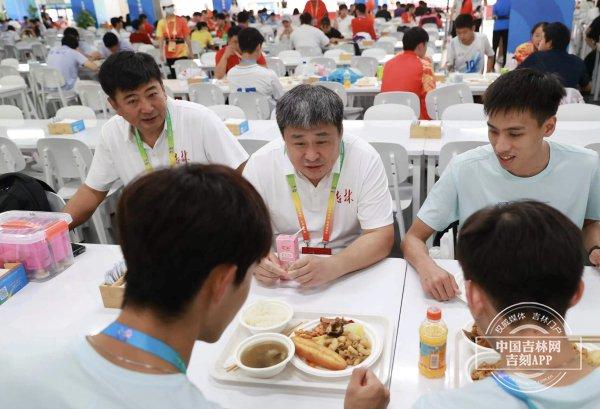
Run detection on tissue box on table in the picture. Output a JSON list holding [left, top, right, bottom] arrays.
[[48, 119, 85, 135], [224, 118, 249, 136]]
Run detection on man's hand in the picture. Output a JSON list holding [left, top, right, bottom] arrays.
[[419, 264, 460, 301], [286, 255, 341, 287], [252, 252, 287, 285], [590, 248, 600, 268], [344, 368, 390, 409]]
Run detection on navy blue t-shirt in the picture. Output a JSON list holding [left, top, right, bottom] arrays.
[[520, 49, 591, 90]]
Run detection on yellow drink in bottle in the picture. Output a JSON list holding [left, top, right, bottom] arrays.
[[419, 307, 448, 378]]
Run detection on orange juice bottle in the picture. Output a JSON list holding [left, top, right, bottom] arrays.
[[419, 307, 448, 378]]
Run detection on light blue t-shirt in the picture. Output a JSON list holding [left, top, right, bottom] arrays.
[[414, 370, 600, 408], [46, 45, 88, 90], [418, 142, 600, 230]]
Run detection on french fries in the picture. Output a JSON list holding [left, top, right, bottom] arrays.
[[292, 336, 348, 370]]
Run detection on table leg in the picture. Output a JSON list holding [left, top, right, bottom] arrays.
[[410, 155, 421, 224], [427, 155, 436, 195], [20, 91, 33, 119]]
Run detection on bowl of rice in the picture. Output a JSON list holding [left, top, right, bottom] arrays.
[[240, 299, 294, 334]]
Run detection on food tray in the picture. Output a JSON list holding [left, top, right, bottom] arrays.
[[210, 311, 392, 392], [453, 329, 482, 388]]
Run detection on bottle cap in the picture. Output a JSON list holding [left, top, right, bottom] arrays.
[[427, 306, 441, 321]]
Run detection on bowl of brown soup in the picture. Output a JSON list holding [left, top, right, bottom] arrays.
[[235, 333, 295, 378]]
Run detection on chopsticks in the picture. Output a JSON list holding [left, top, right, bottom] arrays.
[[569, 336, 600, 343]]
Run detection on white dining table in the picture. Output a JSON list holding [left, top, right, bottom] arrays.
[[394, 259, 600, 408], [423, 120, 600, 194]]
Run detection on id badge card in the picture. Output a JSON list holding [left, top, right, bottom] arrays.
[[167, 40, 176, 52], [301, 246, 332, 255]]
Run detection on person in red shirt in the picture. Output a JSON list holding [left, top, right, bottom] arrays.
[[401, 4, 416, 25], [419, 8, 443, 28], [460, 0, 473, 15], [381, 27, 436, 119], [214, 25, 267, 79], [130, 19, 153, 44], [139, 14, 154, 36], [303, 0, 328, 26], [351, 3, 377, 40], [214, 12, 230, 40]]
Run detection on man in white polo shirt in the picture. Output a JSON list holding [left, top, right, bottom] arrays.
[[243, 85, 395, 287], [227, 27, 284, 110], [290, 12, 331, 51], [64, 51, 248, 228]]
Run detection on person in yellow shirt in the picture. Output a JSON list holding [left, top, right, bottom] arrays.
[[191, 21, 214, 50]]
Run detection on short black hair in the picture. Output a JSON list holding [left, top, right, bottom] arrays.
[[132, 19, 141, 31], [237, 10, 249, 23], [228, 24, 242, 39], [6, 25, 15, 31], [402, 27, 429, 50], [406, 4, 415, 10], [110, 17, 121, 27], [356, 3, 367, 13], [103, 32, 120, 48], [99, 51, 163, 98], [543, 22, 571, 50], [484, 68, 565, 125], [339, 4, 348, 10], [119, 165, 272, 320], [300, 12, 312, 25], [531, 21, 547, 36], [293, 8, 300, 14], [196, 21, 208, 30], [139, 13, 147, 21], [216, 12, 226, 20], [193, 11, 202, 17], [321, 17, 331, 27], [454, 13, 474, 30], [383, 4, 388, 8], [63, 26, 79, 39], [457, 201, 584, 318], [238, 27, 264, 53], [62, 35, 79, 49]]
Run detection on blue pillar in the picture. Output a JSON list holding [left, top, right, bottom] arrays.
[[213, 0, 232, 13], [5, 0, 30, 20], [71, 0, 98, 27], [126, 0, 159, 25]]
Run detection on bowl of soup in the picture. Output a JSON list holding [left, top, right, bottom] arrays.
[[235, 333, 295, 378]]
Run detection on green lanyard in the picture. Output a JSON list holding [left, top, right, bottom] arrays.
[[133, 111, 176, 172], [285, 143, 345, 247]]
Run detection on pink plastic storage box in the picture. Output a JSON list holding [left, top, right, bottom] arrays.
[[0, 211, 74, 282]]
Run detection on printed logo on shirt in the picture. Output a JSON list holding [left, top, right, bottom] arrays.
[[335, 189, 354, 204], [176, 150, 189, 165], [464, 53, 481, 73]]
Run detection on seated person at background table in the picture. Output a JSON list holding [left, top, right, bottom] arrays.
[[446, 14, 494, 73], [214, 12, 230, 40], [236, 10, 250, 29], [414, 200, 600, 408], [191, 21, 214, 50], [0, 25, 20, 45], [47, 35, 99, 91], [334, 4, 354, 39], [139, 14, 155, 36], [320, 17, 344, 42], [63, 51, 247, 229], [0, 165, 391, 409], [375, 4, 392, 21], [400, 4, 417, 26], [215, 25, 267, 80], [227, 28, 284, 111], [520, 22, 591, 93], [513, 22, 547, 65], [394, 2, 405, 18], [419, 8, 443, 28], [290, 12, 331, 51], [129, 19, 153, 45], [401, 69, 600, 301], [278, 15, 294, 43], [99, 32, 135, 59], [63, 27, 103, 60], [243, 85, 395, 287], [381, 27, 435, 120], [351, 4, 377, 40], [110, 16, 127, 36]]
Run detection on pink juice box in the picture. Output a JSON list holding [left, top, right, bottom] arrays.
[[0, 211, 74, 282], [276, 234, 300, 269]]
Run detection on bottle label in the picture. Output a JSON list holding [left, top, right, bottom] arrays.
[[419, 341, 446, 370]]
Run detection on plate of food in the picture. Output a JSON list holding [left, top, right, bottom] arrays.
[[290, 316, 383, 378]]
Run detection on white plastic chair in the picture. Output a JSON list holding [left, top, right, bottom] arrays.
[[350, 56, 378, 76], [441, 103, 485, 121], [188, 83, 225, 106], [31, 67, 79, 118], [318, 81, 363, 119], [266, 57, 286, 77], [74, 82, 111, 118], [364, 104, 416, 120], [0, 104, 24, 119], [309, 57, 336, 72], [377, 36, 397, 43], [55, 105, 96, 120], [374, 91, 421, 118], [229, 92, 271, 120], [190, 41, 203, 59], [137, 44, 156, 54], [356, 32, 372, 40], [207, 104, 246, 120], [556, 103, 600, 121], [373, 40, 394, 54], [438, 141, 488, 175], [388, 31, 404, 41], [173, 59, 200, 78], [425, 84, 474, 120], [297, 46, 322, 57], [239, 139, 269, 156], [0, 65, 19, 77], [324, 49, 344, 59], [334, 43, 356, 54], [362, 47, 386, 60], [200, 51, 217, 67], [370, 142, 411, 239], [0, 136, 26, 173], [0, 58, 19, 69], [31, 43, 48, 61], [37, 138, 121, 244], [277, 50, 302, 65], [585, 143, 600, 155], [0, 75, 37, 119]]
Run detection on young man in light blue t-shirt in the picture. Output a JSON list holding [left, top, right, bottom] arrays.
[[402, 68, 600, 301], [414, 201, 600, 408]]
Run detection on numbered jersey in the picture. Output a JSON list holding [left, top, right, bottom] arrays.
[[447, 32, 494, 74]]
